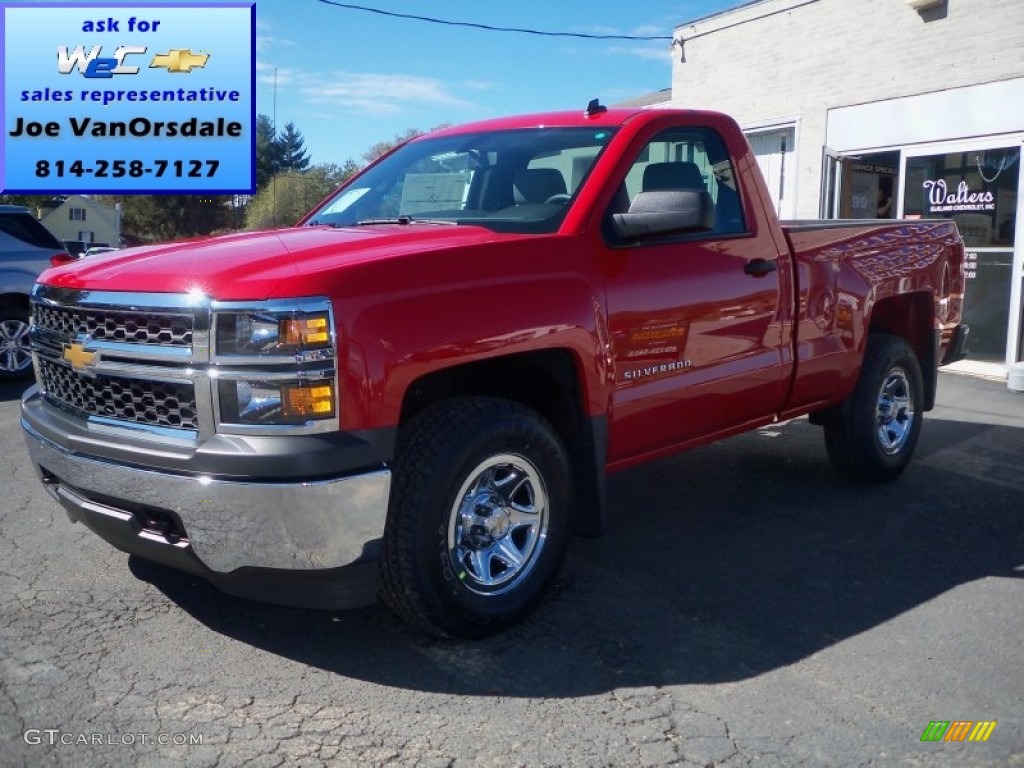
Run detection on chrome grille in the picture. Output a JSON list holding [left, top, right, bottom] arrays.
[[38, 358, 198, 430], [34, 304, 193, 346]]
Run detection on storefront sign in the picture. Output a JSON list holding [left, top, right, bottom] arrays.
[[850, 161, 898, 175], [963, 251, 977, 280], [922, 179, 995, 213]]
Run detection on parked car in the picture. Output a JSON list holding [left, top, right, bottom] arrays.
[[82, 246, 119, 257], [0, 205, 74, 380], [60, 240, 88, 258], [62, 240, 113, 258]]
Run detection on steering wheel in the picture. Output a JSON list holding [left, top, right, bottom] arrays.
[[544, 194, 572, 205]]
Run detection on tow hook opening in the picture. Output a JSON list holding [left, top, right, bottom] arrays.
[[38, 468, 62, 500], [135, 508, 187, 542]]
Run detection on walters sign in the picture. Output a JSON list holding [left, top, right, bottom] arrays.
[[922, 179, 995, 213], [904, 147, 1019, 249]]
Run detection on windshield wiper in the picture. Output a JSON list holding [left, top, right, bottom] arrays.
[[355, 215, 458, 226]]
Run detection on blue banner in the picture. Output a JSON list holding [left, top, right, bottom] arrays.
[[1, 2, 255, 193]]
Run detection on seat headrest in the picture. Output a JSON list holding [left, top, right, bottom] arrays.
[[513, 168, 567, 203], [642, 162, 705, 191]]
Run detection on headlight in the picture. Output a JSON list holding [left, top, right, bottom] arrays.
[[215, 310, 332, 358], [212, 299, 339, 433], [217, 377, 336, 426]]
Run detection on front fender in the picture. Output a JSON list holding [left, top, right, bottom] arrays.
[[340, 238, 609, 431]]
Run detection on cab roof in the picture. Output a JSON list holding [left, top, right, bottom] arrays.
[[420, 105, 730, 139]]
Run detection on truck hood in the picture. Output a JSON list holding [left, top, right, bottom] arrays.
[[39, 225, 517, 300]]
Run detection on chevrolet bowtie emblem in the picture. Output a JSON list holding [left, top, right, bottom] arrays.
[[63, 342, 98, 372], [149, 49, 210, 73]]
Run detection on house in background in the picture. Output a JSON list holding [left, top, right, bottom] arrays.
[[614, 88, 673, 110], [38, 195, 120, 255]]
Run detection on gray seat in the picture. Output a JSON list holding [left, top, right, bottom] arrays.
[[513, 168, 567, 204], [623, 160, 716, 232], [642, 161, 705, 192]]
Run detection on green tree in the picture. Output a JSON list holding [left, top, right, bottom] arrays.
[[256, 114, 283, 190], [278, 122, 311, 173], [361, 127, 423, 165], [361, 124, 450, 165], [0, 194, 65, 216], [244, 163, 359, 230], [104, 195, 233, 242]]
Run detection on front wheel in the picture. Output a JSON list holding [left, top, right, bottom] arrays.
[[824, 333, 924, 483], [379, 397, 571, 638], [0, 306, 34, 382]]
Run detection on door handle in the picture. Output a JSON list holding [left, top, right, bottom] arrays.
[[744, 258, 777, 277]]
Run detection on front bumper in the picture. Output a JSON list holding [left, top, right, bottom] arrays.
[[22, 397, 392, 609]]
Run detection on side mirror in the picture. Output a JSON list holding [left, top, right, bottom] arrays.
[[610, 189, 715, 240]]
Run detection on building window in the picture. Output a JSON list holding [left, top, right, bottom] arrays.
[[69, 207, 86, 221], [903, 146, 1020, 361], [838, 152, 900, 219]]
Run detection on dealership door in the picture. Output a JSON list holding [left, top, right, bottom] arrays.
[[748, 128, 797, 219], [901, 141, 1022, 364]]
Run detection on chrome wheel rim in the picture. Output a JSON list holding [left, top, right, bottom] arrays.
[[875, 367, 914, 454], [0, 318, 32, 375], [447, 453, 548, 596]]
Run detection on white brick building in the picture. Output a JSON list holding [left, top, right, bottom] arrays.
[[669, 0, 1024, 371]]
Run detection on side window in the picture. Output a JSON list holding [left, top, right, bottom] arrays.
[[0, 212, 63, 249], [610, 126, 746, 239]]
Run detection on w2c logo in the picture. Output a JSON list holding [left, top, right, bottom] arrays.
[[57, 45, 147, 78]]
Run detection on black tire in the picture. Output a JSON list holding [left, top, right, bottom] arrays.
[[0, 306, 34, 382], [379, 397, 571, 638], [824, 333, 924, 483]]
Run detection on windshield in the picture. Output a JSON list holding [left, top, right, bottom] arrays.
[[306, 127, 617, 234]]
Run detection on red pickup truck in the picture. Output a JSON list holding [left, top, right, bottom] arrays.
[[21, 103, 967, 638]]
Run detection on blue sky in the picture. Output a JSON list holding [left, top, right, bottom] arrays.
[[256, 0, 742, 167], [2, 0, 744, 178]]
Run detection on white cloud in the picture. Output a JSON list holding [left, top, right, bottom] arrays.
[[570, 20, 672, 41], [629, 23, 668, 37], [301, 72, 473, 118], [462, 79, 501, 93], [256, 64, 298, 86], [257, 34, 297, 54], [605, 42, 674, 62], [255, 17, 297, 54], [266, 69, 474, 117]]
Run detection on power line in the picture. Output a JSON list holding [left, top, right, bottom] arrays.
[[315, 1, 673, 41]]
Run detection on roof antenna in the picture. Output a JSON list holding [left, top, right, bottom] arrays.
[[585, 98, 607, 117]]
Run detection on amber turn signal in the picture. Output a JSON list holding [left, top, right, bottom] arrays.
[[282, 383, 335, 418], [280, 316, 330, 347]]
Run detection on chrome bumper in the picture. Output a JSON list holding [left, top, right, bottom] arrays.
[[22, 420, 391, 574]]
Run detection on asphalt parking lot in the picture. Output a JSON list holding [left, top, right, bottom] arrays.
[[1, 371, 1021, 767]]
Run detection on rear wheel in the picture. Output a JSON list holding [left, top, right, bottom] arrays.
[[825, 333, 924, 483], [379, 397, 571, 638], [0, 306, 33, 382]]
